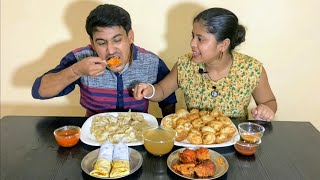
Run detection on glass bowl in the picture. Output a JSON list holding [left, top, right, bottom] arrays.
[[53, 125, 81, 147], [142, 127, 176, 156], [233, 135, 261, 155], [238, 122, 265, 143]]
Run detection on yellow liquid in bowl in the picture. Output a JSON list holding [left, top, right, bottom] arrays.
[[143, 128, 175, 156]]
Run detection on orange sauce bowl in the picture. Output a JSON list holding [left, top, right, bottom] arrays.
[[53, 126, 81, 147], [234, 140, 260, 155]]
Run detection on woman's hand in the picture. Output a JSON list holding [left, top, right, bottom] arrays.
[[132, 83, 154, 100], [251, 104, 275, 121]]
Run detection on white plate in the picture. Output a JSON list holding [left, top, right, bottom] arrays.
[[174, 124, 238, 148], [167, 147, 229, 179], [81, 148, 142, 179], [164, 121, 238, 148], [80, 112, 158, 146]]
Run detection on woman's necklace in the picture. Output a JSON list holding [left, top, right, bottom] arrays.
[[204, 57, 233, 98], [211, 85, 219, 97], [204, 73, 219, 97]]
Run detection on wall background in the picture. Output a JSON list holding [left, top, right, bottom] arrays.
[[1, 0, 319, 131]]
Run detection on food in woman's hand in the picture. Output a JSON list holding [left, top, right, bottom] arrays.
[[106, 56, 121, 68], [172, 147, 216, 178], [161, 108, 236, 145]]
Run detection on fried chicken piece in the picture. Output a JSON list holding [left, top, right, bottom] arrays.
[[195, 147, 210, 161], [179, 148, 196, 163], [172, 163, 196, 176], [194, 160, 216, 177]]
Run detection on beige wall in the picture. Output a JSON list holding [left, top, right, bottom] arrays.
[[1, 0, 319, 131]]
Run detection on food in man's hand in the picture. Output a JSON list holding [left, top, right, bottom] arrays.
[[106, 56, 121, 68], [161, 108, 237, 145], [172, 147, 216, 178]]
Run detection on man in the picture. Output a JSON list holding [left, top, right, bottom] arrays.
[[32, 4, 176, 117]]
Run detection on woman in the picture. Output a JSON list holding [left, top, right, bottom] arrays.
[[133, 7, 277, 121]]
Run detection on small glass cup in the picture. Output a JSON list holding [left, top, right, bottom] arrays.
[[53, 125, 81, 147], [234, 135, 261, 155], [238, 122, 265, 144], [142, 127, 176, 156]]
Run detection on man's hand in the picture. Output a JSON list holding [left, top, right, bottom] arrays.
[[71, 57, 108, 77]]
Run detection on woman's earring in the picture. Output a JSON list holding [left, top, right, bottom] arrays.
[[219, 51, 223, 61]]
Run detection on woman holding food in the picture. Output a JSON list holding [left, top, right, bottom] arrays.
[[133, 7, 277, 121]]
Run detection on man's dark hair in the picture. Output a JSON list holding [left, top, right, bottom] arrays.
[[86, 4, 132, 39]]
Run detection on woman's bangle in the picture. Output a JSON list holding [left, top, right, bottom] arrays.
[[144, 83, 155, 99]]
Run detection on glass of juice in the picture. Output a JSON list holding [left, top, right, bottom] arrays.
[[238, 122, 265, 144], [142, 127, 176, 156]]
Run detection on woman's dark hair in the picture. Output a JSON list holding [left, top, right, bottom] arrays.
[[85, 4, 132, 39], [194, 7, 246, 51]]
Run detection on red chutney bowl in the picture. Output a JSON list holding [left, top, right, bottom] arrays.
[[233, 136, 261, 156], [53, 126, 81, 147]]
